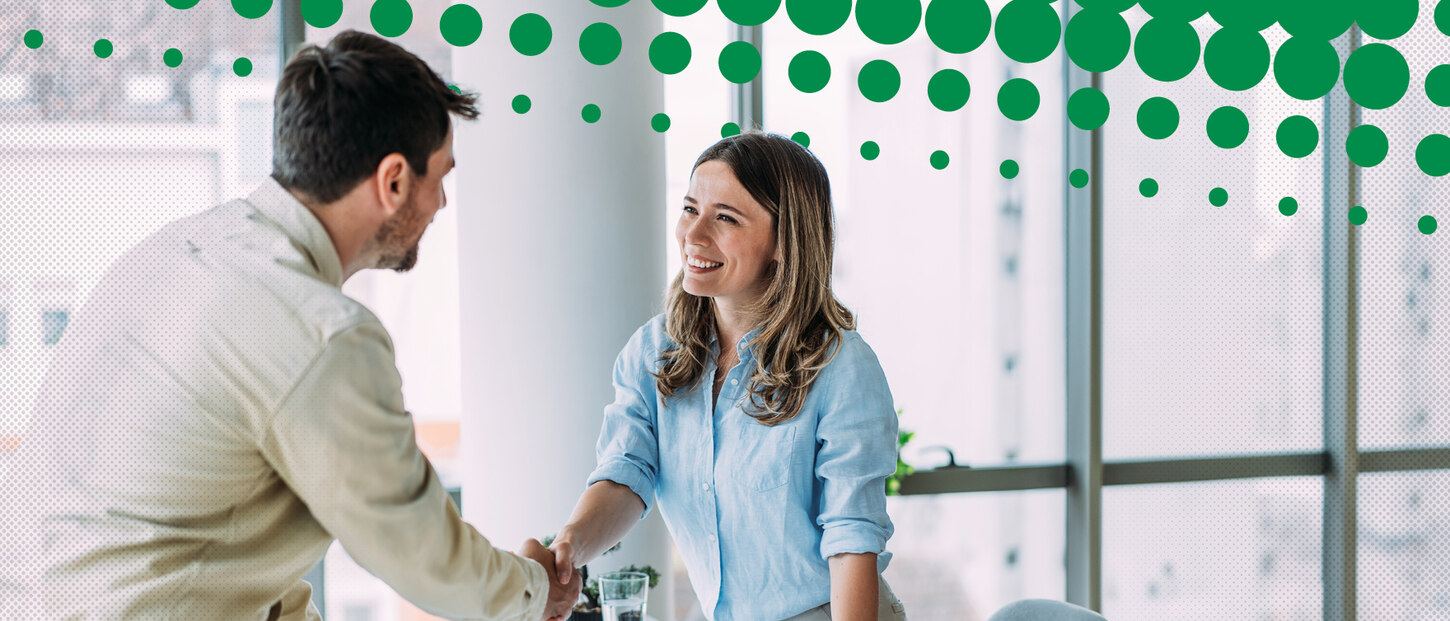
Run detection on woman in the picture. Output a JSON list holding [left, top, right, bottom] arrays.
[[547, 132, 906, 621]]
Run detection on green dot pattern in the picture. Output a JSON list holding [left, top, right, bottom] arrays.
[[94, 39, 113, 58], [1439, 1, 1450, 37], [1207, 106, 1250, 149], [1344, 43, 1410, 110], [1279, 196, 1298, 216], [1210, 187, 1228, 206], [510, 14, 552, 56], [926, 0, 991, 54], [650, 32, 692, 75], [440, 4, 482, 47], [234, 57, 253, 76], [1137, 97, 1179, 140], [1140, 0, 1207, 22], [582, 104, 601, 123], [927, 69, 970, 112], [580, 23, 623, 66], [1273, 37, 1340, 101], [1349, 206, 1367, 225], [1279, 0, 1352, 40], [1346, 124, 1389, 167], [1357, 0, 1417, 40], [652, 113, 671, 132], [1068, 87, 1110, 131], [789, 51, 831, 93], [1420, 215, 1439, 235], [1417, 134, 1450, 176], [719, 40, 762, 84], [721, 122, 741, 137], [856, 0, 922, 46], [167, 0, 202, 8], [1069, 169, 1089, 188], [1427, 65, 1450, 107], [654, 0, 707, 17], [1276, 115, 1320, 159], [858, 59, 901, 103], [998, 78, 1040, 121], [861, 140, 881, 160], [301, 0, 343, 28], [233, 0, 273, 19], [791, 131, 811, 147], [931, 150, 950, 170], [720, 0, 782, 27], [788, 0, 852, 36], [1066, 8, 1130, 73], [370, 0, 413, 38], [1205, 28, 1270, 91], [512, 95, 531, 114], [1140, 178, 1159, 197], [1134, 18, 1200, 83], [1210, 0, 1276, 31], [591, 0, 629, 6], [1001, 159, 1020, 179], [995, 0, 1061, 64], [164, 48, 183, 68], [23, 30, 42, 49]]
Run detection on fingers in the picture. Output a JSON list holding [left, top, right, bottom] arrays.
[[551, 540, 574, 584]]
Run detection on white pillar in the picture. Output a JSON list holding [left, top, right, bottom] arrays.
[[454, 2, 673, 619]]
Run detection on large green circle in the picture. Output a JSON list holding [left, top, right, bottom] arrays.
[[1357, 0, 1418, 40], [857, 0, 923, 45], [1278, 0, 1353, 40], [1343, 43, 1410, 110], [649, 32, 692, 74], [720, 0, 781, 26], [1428, 65, 1450, 107], [927, 69, 971, 112], [721, 122, 742, 137], [787, 0, 852, 36], [1439, 1, 1450, 37], [925, 0, 991, 54], [510, 14, 552, 56], [167, 0, 201, 8], [1346, 124, 1388, 167], [997, 78, 1040, 121], [652, 113, 672, 133], [1067, 87, 1110, 131], [590, 0, 630, 6], [791, 131, 811, 148], [653, 0, 707, 17], [233, 0, 273, 19], [994, 0, 1061, 64], [1069, 169, 1090, 188], [1066, 8, 1130, 73], [789, 51, 831, 93], [719, 41, 761, 83], [1001, 159, 1020, 178], [440, 4, 482, 47], [580, 22, 623, 66], [1204, 27, 1270, 91], [1206, 106, 1250, 149], [300, 0, 343, 28], [1139, 0, 1207, 21], [1137, 97, 1180, 140], [1272, 37, 1340, 101], [1276, 115, 1320, 158], [370, 0, 412, 37], [1134, 18, 1200, 83], [1417, 134, 1450, 176], [1209, 0, 1279, 31], [858, 59, 901, 102]]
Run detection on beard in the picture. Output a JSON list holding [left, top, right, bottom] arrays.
[[372, 194, 425, 273]]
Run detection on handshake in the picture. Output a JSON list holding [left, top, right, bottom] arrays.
[[516, 537, 585, 621]]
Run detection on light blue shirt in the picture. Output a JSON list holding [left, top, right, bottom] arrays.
[[587, 314, 897, 621]]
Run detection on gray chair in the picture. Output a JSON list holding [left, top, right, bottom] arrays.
[[986, 599, 1108, 621]]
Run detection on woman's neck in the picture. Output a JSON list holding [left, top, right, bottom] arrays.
[[712, 301, 756, 357]]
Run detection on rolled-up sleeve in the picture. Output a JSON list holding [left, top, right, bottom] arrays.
[[585, 326, 661, 519], [260, 320, 549, 621], [814, 333, 898, 561]]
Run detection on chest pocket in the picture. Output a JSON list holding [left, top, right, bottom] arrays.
[[732, 422, 796, 492]]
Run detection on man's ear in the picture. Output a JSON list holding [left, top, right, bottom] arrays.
[[374, 153, 412, 217]]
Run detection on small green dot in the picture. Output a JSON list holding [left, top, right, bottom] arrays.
[[997, 78, 1040, 122], [861, 140, 881, 160], [1346, 124, 1389, 168], [1069, 169, 1089, 188], [301, 0, 343, 28], [1416, 134, 1450, 176], [791, 131, 810, 147], [1348, 205, 1367, 225], [234, 57, 253, 76], [1276, 115, 1320, 159], [1136, 96, 1180, 140], [94, 39, 113, 59], [512, 95, 531, 114], [1206, 106, 1250, 149], [652, 113, 671, 133], [927, 69, 971, 112], [440, 3, 483, 46], [719, 40, 762, 84], [447, 84, 461, 93], [1210, 187, 1228, 206], [591, 0, 629, 6], [721, 122, 741, 137], [1279, 196, 1298, 216], [649, 31, 692, 75], [1419, 215, 1438, 235], [23, 30, 42, 50], [1000, 159, 1020, 179], [1067, 87, 1110, 131], [1140, 178, 1159, 198], [369, 0, 413, 37], [580, 22, 623, 66], [164, 48, 183, 68], [510, 13, 553, 56], [581, 104, 601, 123], [930, 150, 950, 170], [788, 50, 831, 93], [858, 59, 901, 103]]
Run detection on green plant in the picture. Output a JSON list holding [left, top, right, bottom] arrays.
[[886, 408, 915, 496]]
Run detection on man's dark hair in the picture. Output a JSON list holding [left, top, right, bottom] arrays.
[[271, 30, 479, 204]]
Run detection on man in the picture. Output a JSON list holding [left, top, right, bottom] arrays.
[[0, 30, 580, 620]]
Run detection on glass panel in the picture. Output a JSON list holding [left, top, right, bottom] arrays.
[[1103, 12, 1323, 460], [762, 0, 1066, 469], [1356, 2, 1450, 451], [884, 491, 1065, 619], [0, 1, 278, 449], [1359, 471, 1450, 619], [1104, 478, 1322, 620]]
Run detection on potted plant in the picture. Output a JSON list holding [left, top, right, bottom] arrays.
[[541, 536, 660, 621]]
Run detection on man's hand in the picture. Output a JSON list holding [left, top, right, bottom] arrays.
[[518, 538, 582, 621]]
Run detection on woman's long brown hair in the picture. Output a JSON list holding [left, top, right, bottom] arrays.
[[653, 131, 855, 426]]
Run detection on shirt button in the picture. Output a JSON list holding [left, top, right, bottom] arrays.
[[709, 534, 717, 542], [730, 379, 738, 385], [702, 483, 710, 492]]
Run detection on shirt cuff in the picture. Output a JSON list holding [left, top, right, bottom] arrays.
[[819, 521, 889, 561], [516, 555, 552, 621], [585, 461, 655, 519]]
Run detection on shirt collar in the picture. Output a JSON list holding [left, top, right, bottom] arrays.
[[707, 323, 766, 359], [245, 177, 345, 288]]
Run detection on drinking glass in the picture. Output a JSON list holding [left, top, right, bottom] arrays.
[[598, 571, 649, 621]]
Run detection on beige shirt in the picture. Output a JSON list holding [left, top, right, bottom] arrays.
[[0, 179, 549, 621]]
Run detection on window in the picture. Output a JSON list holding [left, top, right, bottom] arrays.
[[39, 310, 67, 346]]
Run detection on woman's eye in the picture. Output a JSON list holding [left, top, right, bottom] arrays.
[[683, 205, 698, 214], [718, 215, 737, 224]]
